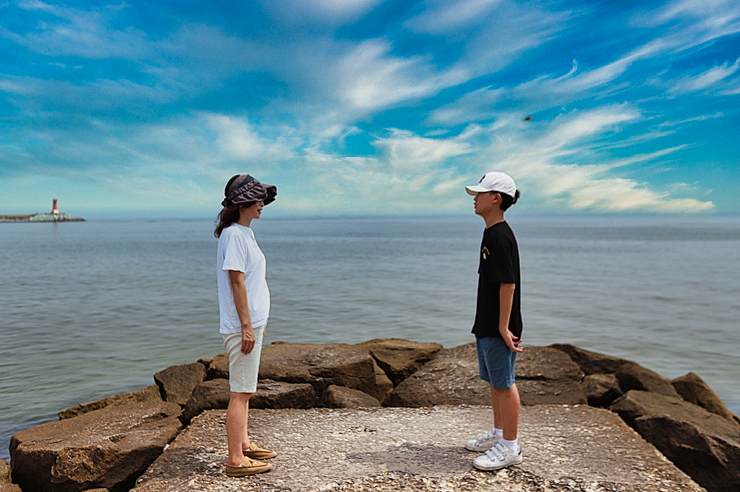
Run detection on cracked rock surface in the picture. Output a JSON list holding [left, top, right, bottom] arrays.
[[133, 405, 703, 492]]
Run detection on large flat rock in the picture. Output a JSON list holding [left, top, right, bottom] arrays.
[[10, 400, 182, 492], [132, 405, 702, 492]]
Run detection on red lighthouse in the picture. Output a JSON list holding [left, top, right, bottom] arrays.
[[51, 199, 60, 215]]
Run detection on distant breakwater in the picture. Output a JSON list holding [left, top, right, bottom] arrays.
[[5, 339, 740, 492], [0, 213, 85, 223]]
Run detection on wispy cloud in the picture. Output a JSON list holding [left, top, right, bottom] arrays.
[[667, 58, 740, 95], [4, 1, 148, 58]]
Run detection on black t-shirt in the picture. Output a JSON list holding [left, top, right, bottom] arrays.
[[472, 221, 522, 339]]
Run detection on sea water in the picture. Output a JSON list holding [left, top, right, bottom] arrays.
[[1, 215, 739, 460]]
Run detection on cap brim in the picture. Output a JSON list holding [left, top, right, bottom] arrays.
[[465, 185, 489, 196]]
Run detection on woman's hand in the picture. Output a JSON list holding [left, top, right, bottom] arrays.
[[241, 326, 256, 355]]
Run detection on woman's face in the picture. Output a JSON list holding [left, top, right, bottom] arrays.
[[242, 201, 264, 221]]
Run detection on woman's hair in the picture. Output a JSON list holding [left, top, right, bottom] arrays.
[[214, 204, 241, 238], [214, 175, 243, 238]]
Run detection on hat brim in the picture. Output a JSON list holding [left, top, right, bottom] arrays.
[[465, 185, 489, 196]]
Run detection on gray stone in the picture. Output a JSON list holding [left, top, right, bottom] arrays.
[[357, 338, 443, 386], [321, 385, 382, 408], [259, 342, 391, 400], [58, 385, 162, 420], [251, 379, 319, 410], [180, 379, 231, 425], [10, 400, 182, 492], [132, 406, 703, 492], [549, 343, 630, 375], [583, 373, 623, 408], [672, 372, 740, 426], [385, 342, 490, 407], [615, 361, 681, 398]]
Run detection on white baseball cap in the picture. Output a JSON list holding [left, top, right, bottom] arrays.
[[465, 171, 517, 199]]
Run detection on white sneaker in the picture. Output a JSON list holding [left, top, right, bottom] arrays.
[[473, 442, 523, 471], [465, 428, 501, 452]]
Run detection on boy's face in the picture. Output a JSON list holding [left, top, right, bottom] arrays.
[[474, 191, 500, 216]]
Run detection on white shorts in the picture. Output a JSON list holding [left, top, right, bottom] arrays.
[[222, 324, 266, 394]]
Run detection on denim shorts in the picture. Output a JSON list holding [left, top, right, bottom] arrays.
[[222, 324, 266, 393], [476, 336, 517, 390]]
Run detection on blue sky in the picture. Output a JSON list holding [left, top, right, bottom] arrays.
[[1, 0, 739, 217]]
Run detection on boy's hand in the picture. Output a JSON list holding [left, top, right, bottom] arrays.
[[502, 330, 524, 353]]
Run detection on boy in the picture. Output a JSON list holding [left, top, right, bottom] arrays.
[[464, 171, 524, 471]]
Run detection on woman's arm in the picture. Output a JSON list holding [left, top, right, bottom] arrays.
[[228, 270, 256, 355]]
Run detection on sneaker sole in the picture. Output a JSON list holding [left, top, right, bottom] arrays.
[[472, 456, 522, 471]]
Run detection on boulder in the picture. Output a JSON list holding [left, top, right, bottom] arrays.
[[251, 380, 319, 410], [180, 379, 231, 425], [633, 415, 740, 492], [549, 343, 629, 375], [615, 361, 680, 398], [58, 385, 162, 419], [610, 390, 740, 492], [0, 459, 17, 492], [321, 385, 382, 408], [610, 390, 740, 439], [583, 373, 622, 408], [516, 346, 587, 406], [371, 359, 394, 403], [205, 353, 229, 380], [385, 342, 490, 407], [357, 338, 443, 385], [672, 372, 740, 426], [154, 362, 206, 406], [258, 342, 390, 399], [0, 459, 10, 483], [10, 400, 182, 492]]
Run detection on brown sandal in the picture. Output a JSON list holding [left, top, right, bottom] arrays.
[[244, 442, 278, 460], [225, 456, 272, 477]]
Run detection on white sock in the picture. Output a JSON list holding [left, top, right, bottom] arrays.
[[502, 438, 519, 454], [494, 428, 503, 439]]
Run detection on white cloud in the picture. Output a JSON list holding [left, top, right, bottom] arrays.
[[335, 39, 468, 112], [667, 58, 740, 94], [483, 107, 714, 212], [6, 1, 148, 59], [405, 0, 503, 33]]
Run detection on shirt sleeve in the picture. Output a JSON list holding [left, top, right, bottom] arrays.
[[221, 231, 249, 273], [485, 235, 516, 284]]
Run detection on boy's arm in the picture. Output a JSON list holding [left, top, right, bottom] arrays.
[[499, 283, 523, 352]]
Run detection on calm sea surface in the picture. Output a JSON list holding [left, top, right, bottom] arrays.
[[1, 215, 739, 460]]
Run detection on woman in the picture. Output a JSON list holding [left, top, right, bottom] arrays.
[[215, 174, 278, 477]]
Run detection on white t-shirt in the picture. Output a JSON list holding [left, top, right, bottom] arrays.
[[217, 224, 270, 334]]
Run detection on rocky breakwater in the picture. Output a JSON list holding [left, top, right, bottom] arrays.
[[7, 338, 740, 492]]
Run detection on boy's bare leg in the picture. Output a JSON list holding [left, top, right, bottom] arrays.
[[490, 382, 502, 430], [494, 383, 520, 441]]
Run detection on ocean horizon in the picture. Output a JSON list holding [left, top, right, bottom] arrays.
[[1, 213, 739, 461]]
